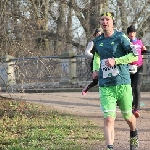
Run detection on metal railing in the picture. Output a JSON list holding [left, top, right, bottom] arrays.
[[1, 52, 150, 92], [12, 55, 91, 81], [3, 55, 91, 91]]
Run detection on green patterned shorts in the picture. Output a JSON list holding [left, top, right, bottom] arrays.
[[99, 84, 133, 119]]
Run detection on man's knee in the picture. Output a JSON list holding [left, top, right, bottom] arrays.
[[122, 112, 132, 120], [104, 111, 116, 119]]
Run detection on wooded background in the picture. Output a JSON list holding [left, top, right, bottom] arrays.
[[0, 0, 150, 57]]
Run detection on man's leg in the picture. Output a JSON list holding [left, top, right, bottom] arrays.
[[126, 114, 136, 131], [100, 86, 117, 149], [104, 117, 115, 146], [118, 84, 138, 150], [126, 115, 138, 150]]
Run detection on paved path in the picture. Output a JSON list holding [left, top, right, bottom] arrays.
[[1, 92, 150, 150]]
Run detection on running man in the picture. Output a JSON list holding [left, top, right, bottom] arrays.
[[92, 12, 139, 150]]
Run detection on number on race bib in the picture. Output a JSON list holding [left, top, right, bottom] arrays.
[[101, 59, 119, 78]]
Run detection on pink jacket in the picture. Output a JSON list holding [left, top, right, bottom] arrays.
[[130, 39, 144, 66]]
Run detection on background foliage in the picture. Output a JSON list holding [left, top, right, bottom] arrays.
[[0, 0, 149, 57]]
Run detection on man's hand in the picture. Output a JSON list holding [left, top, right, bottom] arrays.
[[92, 71, 98, 79], [105, 58, 116, 67]]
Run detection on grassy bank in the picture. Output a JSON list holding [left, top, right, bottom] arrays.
[[0, 98, 104, 150]]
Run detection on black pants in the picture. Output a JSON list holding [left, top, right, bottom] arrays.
[[130, 65, 143, 110]]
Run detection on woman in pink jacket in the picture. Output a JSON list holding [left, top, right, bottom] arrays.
[[127, 25, 147, 118]]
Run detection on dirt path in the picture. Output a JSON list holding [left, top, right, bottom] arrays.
[[1, 92, 150, 150]]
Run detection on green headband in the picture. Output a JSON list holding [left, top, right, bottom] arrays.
[[101, 12, 114, 20]]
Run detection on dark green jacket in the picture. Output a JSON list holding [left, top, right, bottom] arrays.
[[93, 30, 138, 87]]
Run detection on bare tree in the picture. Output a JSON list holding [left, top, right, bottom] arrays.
[[109, 0, 150, 37], [0, 0, 149, 57]]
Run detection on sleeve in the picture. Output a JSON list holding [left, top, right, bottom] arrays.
[[85, 41, 94, 58], [114, 33, 138, 65], [121, 34, 138, 56], [120, 33, 132, 53], [115, 53, 138, 65], [140, 40, 147, 54], [93, 52, 100, 71]]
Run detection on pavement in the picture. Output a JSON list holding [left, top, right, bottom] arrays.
[[0, 92, 150, 150]]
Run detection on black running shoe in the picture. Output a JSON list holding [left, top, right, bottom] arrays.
[[130, 131, 139, 150]]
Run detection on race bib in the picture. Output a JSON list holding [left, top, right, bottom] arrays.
[[101, 59, 119, 78], [129, 64, 137, 74]]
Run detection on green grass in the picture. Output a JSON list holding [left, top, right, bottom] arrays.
[[0, 98, 104, 150]]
